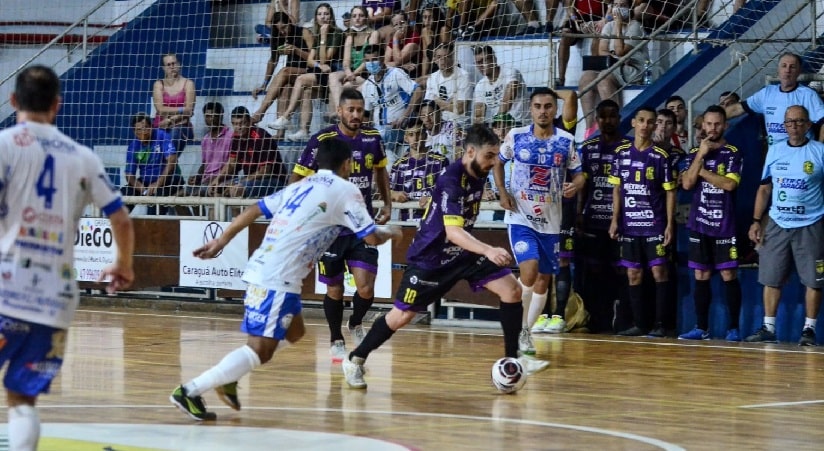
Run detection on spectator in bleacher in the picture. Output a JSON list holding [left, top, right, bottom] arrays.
[[152, 52, 195, 155], [270, 3, 345, 141], [692, 113, 705, 147], [188, 102, 233, 197], [556, 0, 610, 87], [420, 99, 461, 161], [725, 52, 824, 147], [390, 120, 450, 221], [425, 43, 472, 132], [632, 0, 710, 31], [385, 11, 424, 80], [364, 0, 400, 43], [665, 95, 689, 149], [472, 45, 528, 126], [609, 106, 676, 337], [678, 105, 743, 342], [485, 112, 518, 220], [719, 91, 740, 108], [418, 4, 450, 83], [208, 107, 287, 198], [122, 112, 185, 215], [511, 0, 543, 35], [746, 105, 824, 346], [454, 0, 527, 39], [327, 6, 381, 122], [267, 0, 300, 28], [250, 11, 311, 139], [578, 0, 646, 130], [360, 44, 424, 164]]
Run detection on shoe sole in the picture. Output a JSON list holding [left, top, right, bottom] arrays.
[[169, 395, 217, 421], [524, 361, 550, 376], [215, 386, 241, 411]]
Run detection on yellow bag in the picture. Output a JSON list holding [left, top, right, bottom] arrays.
[[549, 281, 590, 333]]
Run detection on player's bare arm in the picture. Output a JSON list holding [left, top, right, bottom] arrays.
[[194, 203, 263, 259]]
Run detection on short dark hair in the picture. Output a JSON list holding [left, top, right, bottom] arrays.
[[271, 11, 290, 25], [703, 104, 727, 121], [779, 52, 803, 68], [635, 105, 657, 118], [656, 108, 676, 122], [203, 101, 224, 115], [131, 112, 152, 127], [464, 123, 500, 149], [363, 44, 382, 56], [316, 138, 352, 171], [231, 106, 251, 121], [14, 65, 60, 113], [340, 87, 364, 105], [473, 45, 494, 57], [596, 99, 620, 114], [530, 87, 558, 102], [665, 95, 685, 106], [720, 91, 740, 102]]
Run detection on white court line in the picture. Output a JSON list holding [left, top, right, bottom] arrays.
[[739, 399, 824, 409], [78, 308, 824, 355], [36, 404, 686, 451]]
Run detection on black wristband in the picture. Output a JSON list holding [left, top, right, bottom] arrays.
[[753, 217, 761, 223]]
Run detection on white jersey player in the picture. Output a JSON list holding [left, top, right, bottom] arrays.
[[0, 65, 134, 451], [170, 138, 400, 421]]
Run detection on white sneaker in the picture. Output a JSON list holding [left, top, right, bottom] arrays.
[[531, 314, 549, 333], [350, 325, 366, 347], [546, 315, 566, 334], [269, 116, 290, 130], [342, 355, 367, 389], [285, 129, 309, 141], [330, 340, 347, 363], [518, 355, 550, 375], [518, 328, 536, 355]]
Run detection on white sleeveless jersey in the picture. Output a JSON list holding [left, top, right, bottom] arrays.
[[500, 125, 581, 234], [0, 122, 123, 329], [243, 169, 376, 292]]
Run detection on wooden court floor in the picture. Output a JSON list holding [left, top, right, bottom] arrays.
[[9, 306, 824, 450]]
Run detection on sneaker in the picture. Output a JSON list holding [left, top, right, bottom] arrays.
[[647, 327, 667, 338], [744, 326, 778, 343], [269, 116, 289, 130], [342, 355, 367, 389], [546, 315, 566, 334], [518, 355, 550, 375], [350, 324, 366, 347], [330, 340, 347, 363], [531, 314, 549, 333], [725, 328, 741, 342], [169, 385, 216, 421], [518, 328, 536, 355], [617, 326, 647, 337], [799, 327, 817, 346], [215, 381, 241, 411], [678, 327, 710, 340], [285, 129, 309, 141]]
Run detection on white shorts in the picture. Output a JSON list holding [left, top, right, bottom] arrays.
[[240, 284, 302, 339]]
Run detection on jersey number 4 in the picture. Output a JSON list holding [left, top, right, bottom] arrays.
[[36, 154, 57, 209], [279, 185, 314, 216]]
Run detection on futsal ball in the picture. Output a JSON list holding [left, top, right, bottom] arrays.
[[491, 357, 527, 394]]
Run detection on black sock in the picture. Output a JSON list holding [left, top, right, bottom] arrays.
[[323, 295, 345, 342], [349, 292, 374, 328], [351, 314, 395, 360], [694, 279, 711, 331], [500, 301, 523, 358], [628, 284, 644, 329], [554, 266, 571, 317], [654, 281, 669, 326], [724, 279, 742, 329]]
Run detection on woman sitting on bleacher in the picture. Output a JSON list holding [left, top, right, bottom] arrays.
[[326, 6, 380, 123], [384, 11, 423, 80], [417, 4, 450, 86], [577, 0, 646, 131], [269, 3, 345, 141], [152, 52, 196, 155], [250, 11, 312, 139]]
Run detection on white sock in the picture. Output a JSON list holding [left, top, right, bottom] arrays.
[[9, 404, 39, 451], [804, 318, 817, 330], [528, 292, 548, 327], [519, 279, 534, 328], [184, 345, 261, 396], [763, 317, 776, 333]]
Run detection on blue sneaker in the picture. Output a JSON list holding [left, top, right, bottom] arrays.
[[678, 327, 710, 340], [725, 328, 741, 342]]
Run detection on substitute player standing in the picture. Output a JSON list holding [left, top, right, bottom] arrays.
[[678, 105, 743, 342], [0, 65, 135, 451], [493, 87, 585, 353]]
